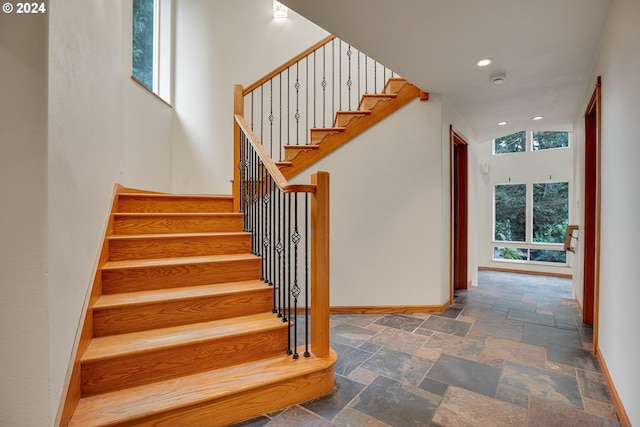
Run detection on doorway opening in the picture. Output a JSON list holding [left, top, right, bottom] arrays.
[[450, 126, 469, 303], [583, 76, 601, 349]]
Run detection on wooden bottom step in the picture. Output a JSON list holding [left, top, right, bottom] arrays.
[[81, 313, 290, 395], [70, 348, 337, 427]]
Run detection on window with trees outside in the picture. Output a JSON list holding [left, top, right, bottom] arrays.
[[494, 131, 569, 154], [494, 182, 569, 264], [132, 0, 172, 102], [132, 0, 155, 90]]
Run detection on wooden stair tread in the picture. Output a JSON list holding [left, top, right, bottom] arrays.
[[82, 312, 284, 362], [309, 127, 346, 131], [119, 193, 232, 200], [108, 231, 249, 240], [283, 144, 320, 149], [362, 93, 398, 98], [70, 348, 337, 427], [102, 253, 260, 270], [94, 280, 269, 309], [113, 212, 243, 218]]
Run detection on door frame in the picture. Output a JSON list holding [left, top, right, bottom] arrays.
[[583, 76, 602, 351], [450, 126, 469, 304]]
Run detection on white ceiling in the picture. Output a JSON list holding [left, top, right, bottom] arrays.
[[280, 0, 612, 142]]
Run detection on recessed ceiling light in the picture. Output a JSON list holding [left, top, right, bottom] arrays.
[[273, 1, 288, 18], [533, 115, 544, 120], [498, 121, 507, 126], [477, 58, 493, 67]]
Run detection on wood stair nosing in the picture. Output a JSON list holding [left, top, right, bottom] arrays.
[[117, 194, 234, 213], [92, 281, 274, 337], [113, 212, 244, 234], [101, 254, 263, 294], [107, 232, 252, 261], [80, 313, 291, 395], [69, 348, 337, 427]]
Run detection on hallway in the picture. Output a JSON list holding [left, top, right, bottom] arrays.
[[234, 271, 620, 426]]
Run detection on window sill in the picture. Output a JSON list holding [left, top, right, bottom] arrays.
[[130, 76, 173, 108]]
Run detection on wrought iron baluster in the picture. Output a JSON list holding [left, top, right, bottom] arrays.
[[313, 50, 317, 129], [286, 192, 293, 355], [286, 69, 290, 153], [295, 62, 300, 146], [291, 193, 301, 359], [365, 54, 368, 94], [279, 73, 282, 162], [357, 50, 361, 110], [305, 56, 309, 145], [322, 44, 327, 128], [269, 79, 274, 159], [304, 194, 310, 357], [346, 45, 352, 110], [339, 41, 342, 111], [374, 58, 377, 93]]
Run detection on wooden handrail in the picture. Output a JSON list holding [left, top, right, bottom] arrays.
[[242, 35, 337, 96], [235, 114, 316, 194]]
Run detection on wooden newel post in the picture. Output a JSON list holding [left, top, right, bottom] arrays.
[[310, 171, 330, 357], [233, 84, 244, 212]]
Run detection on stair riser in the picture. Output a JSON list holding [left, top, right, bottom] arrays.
[[283, 147, 318, 161], [113, 215, 244, 234], [116, 367, 335, 427], [310, 129, 343, 145], [108, 234, 251, 261], [118, 196, 234, 213], [360, 96, 393, 110], [81, 327, 289, 396], [334, 112, 368, 127], [385, 78, 409, 94], [102, 258, 262, 294], [93, 290, 274, 336]]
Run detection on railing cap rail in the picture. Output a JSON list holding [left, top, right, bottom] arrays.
[[242, 35, 337, 96], [235, 114, 316, 194]]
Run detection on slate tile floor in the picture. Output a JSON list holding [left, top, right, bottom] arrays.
[[232, 271, 620, 426]]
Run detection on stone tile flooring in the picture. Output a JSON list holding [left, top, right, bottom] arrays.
[[232, 271, 621, 426]]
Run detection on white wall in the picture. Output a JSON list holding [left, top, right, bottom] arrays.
[[172, 0, 329, 194], [290, 98, 449, 307], [0, 11, 50, 427], [474, 135, 574, 276], [46, 0, 174, 422], [573, 0, 640, 423]]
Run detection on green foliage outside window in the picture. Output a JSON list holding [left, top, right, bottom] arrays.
[[133, 0, 154, 90], [495, 184, 526, 242], [532, 131, 569, 151], [494, 131, 526, 154], [533, 182, 568, 244]]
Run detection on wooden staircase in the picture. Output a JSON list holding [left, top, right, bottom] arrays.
[[65, 190, 336, 427], [275, 77, 423, 179]]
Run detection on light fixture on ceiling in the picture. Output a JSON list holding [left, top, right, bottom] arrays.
[[533, 115, 544, 121], [498, 121, 508, 126], [273, 1, 288, 18], [490, 72, 507, 85], [476, 58, 493, 67]]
